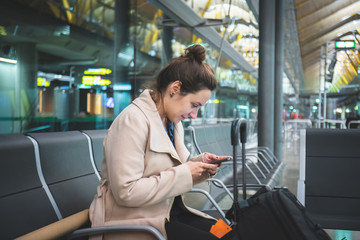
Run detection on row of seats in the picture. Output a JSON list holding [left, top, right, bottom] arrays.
[[0, 130, 106, 239], [1, 130, 169, 240], [1, 128, 232, 239], [1, 130, 167, 240], [187, 122, 285, 203]]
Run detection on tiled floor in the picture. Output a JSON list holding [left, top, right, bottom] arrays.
[[282, 128, 360, 240]]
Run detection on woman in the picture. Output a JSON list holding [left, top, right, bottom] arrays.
[[89, 44, 235, 240]]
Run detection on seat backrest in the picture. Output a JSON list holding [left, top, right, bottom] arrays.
[[0, 134, 58, 239], [27, 131, 100, 218], [214, 123, 233, 155], [81, 129, 107, 172], [190, 123, 233, 156], [305, 128, 360, 230]]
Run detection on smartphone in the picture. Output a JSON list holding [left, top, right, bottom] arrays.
[[209, 157, 232, 164]]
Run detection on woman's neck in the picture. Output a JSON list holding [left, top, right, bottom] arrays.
[[150, 91, 167, 125]]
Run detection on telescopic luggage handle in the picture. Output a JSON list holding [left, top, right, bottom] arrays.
[[231, 119, 247, 146], [231, 119, 247, 199], [231, 119, 240, 147], [239, 121, 247, 144], [230, 119, 247, 224], [239, 121, 247, 200], [231, 119, 240, 203]]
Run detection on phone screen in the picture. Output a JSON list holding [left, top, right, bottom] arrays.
[[210, 157, 232, 164]]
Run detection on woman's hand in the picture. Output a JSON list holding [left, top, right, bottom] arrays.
[[187, 153, 232, 182], [186, 161, 218, 181], [202, 153, 232, 167]]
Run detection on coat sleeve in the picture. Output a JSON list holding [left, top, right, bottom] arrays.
[[104, 108, 193, 207]]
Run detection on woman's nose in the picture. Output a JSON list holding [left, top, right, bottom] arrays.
[[189, 109, 198, 119]]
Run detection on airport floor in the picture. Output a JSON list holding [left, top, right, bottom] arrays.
[[282, 130, 360, 240]]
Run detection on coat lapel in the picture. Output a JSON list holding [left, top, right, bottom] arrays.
[[132, 90, 183, 163]]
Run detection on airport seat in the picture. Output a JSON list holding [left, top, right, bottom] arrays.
[[0, 134, 58, 239], [303, 128, 360, 230], [215, 122, 234, 155], [188, 122, 284, 204], [27, 131, 100, 218], [81, 129, 107, 173], [1, 130, 195, 240], [190, 123, 232, 156]]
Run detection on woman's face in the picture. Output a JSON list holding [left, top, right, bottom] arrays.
[[165, 89, 211, 124]]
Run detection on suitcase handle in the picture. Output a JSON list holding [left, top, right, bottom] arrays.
[[230, 119, 248, 224], [240, 121, 247, 144], [231, 119, 247, 145], [239, 121, 247, 200], [231, 119, 240, 146]]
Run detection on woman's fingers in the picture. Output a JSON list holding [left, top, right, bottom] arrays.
[[202, 153, 217, 163], [187, 161, 218, 180], [202, 162, 218, 175], [203, 153, 233, 163]]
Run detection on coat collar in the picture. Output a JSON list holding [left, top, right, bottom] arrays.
[[132, 90, 186, 162]]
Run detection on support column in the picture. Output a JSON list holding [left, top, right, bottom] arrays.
[[161, 14, 173, 66], [15, 42, 38, 133], [258, 0, 275, 153], [113, 0, 131, 116], [274, 0, 284, 161]]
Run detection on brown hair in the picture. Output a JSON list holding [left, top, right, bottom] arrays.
[[152, 44, 217, 96]]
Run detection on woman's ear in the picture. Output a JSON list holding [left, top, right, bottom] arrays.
[[170, 80, 182, 95]]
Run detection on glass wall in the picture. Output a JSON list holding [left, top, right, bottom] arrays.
[[0, 0, 259, 134]]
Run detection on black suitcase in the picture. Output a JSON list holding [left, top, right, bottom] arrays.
[[225, 119, 332, 240]]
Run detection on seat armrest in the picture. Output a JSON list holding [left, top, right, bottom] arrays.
[[16, 209, 89, 240], [68, 225, 166, 240]]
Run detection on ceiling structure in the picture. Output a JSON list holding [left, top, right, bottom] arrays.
[[152, 0, 360, 96], [236, 0, 360, 96], [293, 0, 360, 94], [151, 0, 257, 75], [1, 0, 360, 97]]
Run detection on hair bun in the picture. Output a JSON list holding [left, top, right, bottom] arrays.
[[185, 44, 206, 63]]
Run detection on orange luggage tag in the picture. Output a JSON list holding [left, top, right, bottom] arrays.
[[210, 219, 232, 238]]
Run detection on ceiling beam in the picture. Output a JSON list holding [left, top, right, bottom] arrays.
[[296, 0, 356, 30], [299, 1, 360, 43], [149, 0, 257, 77], [301, 15, 360, 56], [300, 14, 360, 47]]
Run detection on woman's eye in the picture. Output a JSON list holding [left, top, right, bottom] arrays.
[[192, 104, 199, 108]]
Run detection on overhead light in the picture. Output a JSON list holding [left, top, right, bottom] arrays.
[[84, 68, 112, 75], [37, 77, 50, 87], [82, 76, 111, 86], [0, 57, 17, 64]]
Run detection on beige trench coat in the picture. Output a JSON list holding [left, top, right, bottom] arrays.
[[89, 90, 215, 240]]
